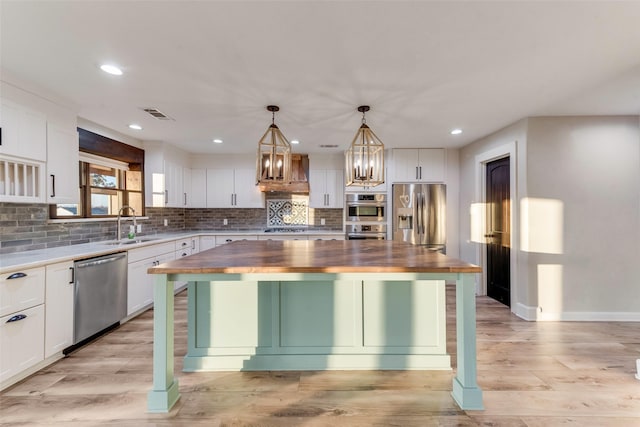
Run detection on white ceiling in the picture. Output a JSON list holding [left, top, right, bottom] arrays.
[[2, 1, 640, 154]]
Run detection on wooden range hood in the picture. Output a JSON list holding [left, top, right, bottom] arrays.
[[257, 154, 310, 193]]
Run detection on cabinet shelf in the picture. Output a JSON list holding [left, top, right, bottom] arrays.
[[0, 156, 45, 202]]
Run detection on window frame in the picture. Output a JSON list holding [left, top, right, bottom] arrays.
[[49, 128, 145, 220]]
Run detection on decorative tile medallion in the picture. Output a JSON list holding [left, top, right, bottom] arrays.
[[267, 199, 308, 227]]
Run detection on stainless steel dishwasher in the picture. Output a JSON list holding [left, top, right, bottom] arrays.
[[73, 252, 128, 345]]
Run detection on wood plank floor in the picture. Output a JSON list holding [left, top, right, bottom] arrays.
[[1, 286, 639, 426]]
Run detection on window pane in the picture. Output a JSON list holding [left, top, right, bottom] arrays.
[[89, 165, 118, 188], [90, 188, 122, 215], [126, 170, 142, 191], [128, 192, 143, 214], [56, 204, 80, 216]]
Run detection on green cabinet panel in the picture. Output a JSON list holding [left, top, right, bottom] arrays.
[[194, 281, 273, 348], [280, 280, 357, 347], [362, 280, 445, 349]]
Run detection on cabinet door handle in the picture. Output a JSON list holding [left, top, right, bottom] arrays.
[[184, 192, 187, 206], [164, 190, 168, 205], [6, 314, 27, 323], [6, 272, 27, 280], [415, 167, 419, 180], [69, 267, 75, 284], [50, 174, 56, 198], [419, 167, 422, 180], [191, 240, 195, 250]]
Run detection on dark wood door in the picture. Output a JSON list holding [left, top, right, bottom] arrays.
[[486, 157, 511, 306]]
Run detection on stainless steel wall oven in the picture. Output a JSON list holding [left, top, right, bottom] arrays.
[[345, 223, 387, 240], [345, 193, 387, 239], [345, 193, 386, 222]]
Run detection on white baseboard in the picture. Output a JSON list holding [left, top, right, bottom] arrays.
[[514, 302, 640, 321]]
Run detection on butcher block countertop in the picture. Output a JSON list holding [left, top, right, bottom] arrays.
[[148, 240, 481, 275]]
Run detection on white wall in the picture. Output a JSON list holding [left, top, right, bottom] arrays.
[[459, 116, 640, 320], [525, 116, 640, 319]]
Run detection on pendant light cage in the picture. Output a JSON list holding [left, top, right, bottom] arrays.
[[256, 106, 292, 184], [345, 106, 385, 187]]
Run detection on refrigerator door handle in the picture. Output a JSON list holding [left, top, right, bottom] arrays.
[[420, 192, 425, 235], [415, 192, 421, 237]]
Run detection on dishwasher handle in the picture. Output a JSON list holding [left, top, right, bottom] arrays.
[[75, 253, 127, 269]]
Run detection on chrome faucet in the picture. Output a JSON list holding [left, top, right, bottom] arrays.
[[117, 206, 137, 241]]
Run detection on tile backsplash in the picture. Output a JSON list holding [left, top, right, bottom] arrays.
[[266, 199, 308, 227], [0, 200, 343, 254]]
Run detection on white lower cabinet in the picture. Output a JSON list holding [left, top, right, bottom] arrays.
[[0, 266, 46, 385], [44, 261, 74, 358], [199, 235, 216, 251], [310, 234, 345, 241], [215, 235, 258, 246], [258, 235, 308, 241], [0, 305, 45, 384], [173, 237, 200, 290], [127, 242, 176, 316]]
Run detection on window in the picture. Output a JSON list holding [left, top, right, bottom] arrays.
[[50, 128, 146, 219], [51, 156, 143, 218]]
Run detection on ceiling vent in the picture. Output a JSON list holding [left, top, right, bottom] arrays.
[[141, 108, 174, 121]]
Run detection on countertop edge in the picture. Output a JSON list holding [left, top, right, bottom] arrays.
[[0, 230, 345, 273]]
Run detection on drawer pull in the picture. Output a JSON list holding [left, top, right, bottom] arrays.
[[6, 314, 27, 323], [6, 272, 27, 280]]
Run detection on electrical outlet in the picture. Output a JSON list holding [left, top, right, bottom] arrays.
[[320, 218, 326, 225], [164, 219, 168, 226], [136, 224, 142, 233], [223, 219, 228, 226]]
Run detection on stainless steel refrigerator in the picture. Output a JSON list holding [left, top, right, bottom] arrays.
[[392, 183, 446, 253]]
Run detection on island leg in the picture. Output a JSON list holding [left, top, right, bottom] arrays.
[[451, 273, 484, 410], [147, 274, 180, 412]]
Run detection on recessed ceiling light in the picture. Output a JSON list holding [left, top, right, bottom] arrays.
[[128, 124, 142, 130], [450, 128, 463, 135], [100, 64, 123, 75], [291, 140, 300, 144], [213, 139, 223, 144]]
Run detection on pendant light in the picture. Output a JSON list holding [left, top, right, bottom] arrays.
[[345, 105, 385, 187], [256, 105, 292, 185]]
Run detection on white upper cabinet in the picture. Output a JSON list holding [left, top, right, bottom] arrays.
[[206, 168, 264, 208], [187, 168, 207, 208], [46, 122, 79, 204], [163, 158, 183, 207], [144, 143, 190, 208], [309, 169, 344, 208], [1, 83, 78, 204], [0, 99, 47, 162], [205, 168, 234, 207], [233, 169, 264, 207], [392, 149, 445, 182]]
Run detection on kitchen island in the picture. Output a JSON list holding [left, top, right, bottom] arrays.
[[147, 239, 483, 412]]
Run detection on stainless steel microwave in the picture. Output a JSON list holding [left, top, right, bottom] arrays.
[[345, 193, 386, 222]]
